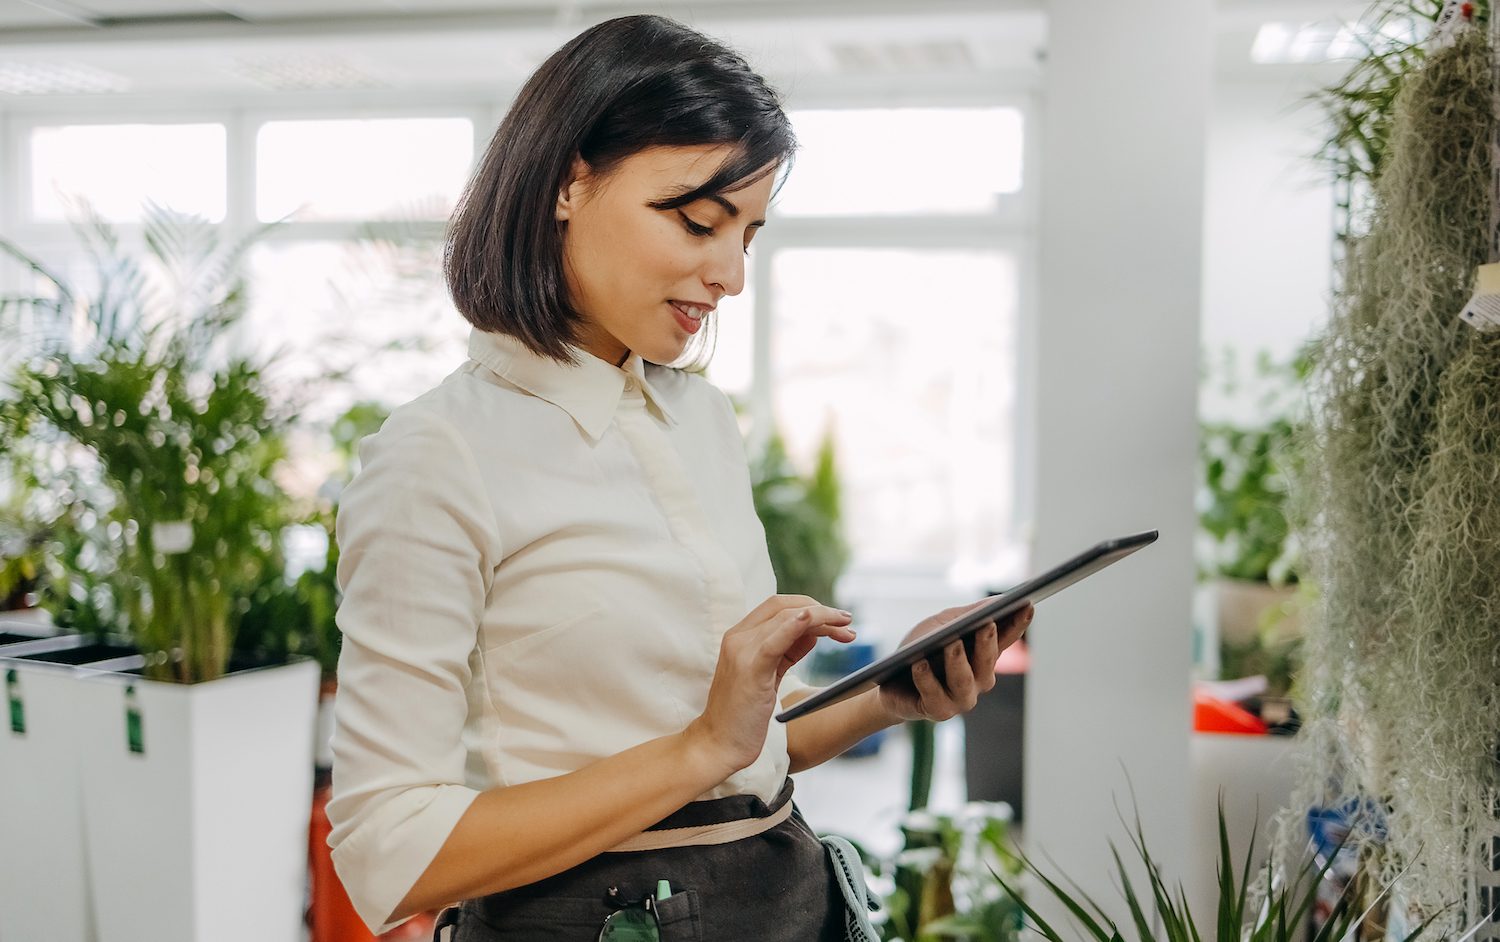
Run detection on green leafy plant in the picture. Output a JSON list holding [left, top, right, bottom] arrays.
[[844, 804, 1022, 942], [0, 204, 293, 682], [1312, 0, 1485, 245], [235, 400, 389, 679], [749, 425, 849, 606], [996, 800, 1461, 942], [0, 454, 50, 611], [1198, 351, 1307, 587], [1198, 351, 1310, 694]]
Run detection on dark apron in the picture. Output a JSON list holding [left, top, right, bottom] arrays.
[[433, 778, 846, 941]]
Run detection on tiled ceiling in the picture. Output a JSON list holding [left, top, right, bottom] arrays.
[[0, 0, 1369, 97]]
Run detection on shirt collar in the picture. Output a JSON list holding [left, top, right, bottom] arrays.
[[466, 328, 678, 439]]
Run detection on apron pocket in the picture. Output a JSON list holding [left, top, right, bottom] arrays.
[[655, 888, 703, 941], [458, 895, 608, 939], [456, 889, 703, 941]]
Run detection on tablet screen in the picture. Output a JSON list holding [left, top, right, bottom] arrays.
[[774, 529, 1158, 723]]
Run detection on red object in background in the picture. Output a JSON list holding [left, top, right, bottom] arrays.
[[308, 782, 438, 942], [994, 637, 1029, 675], [1192, 690, 1268, 734]]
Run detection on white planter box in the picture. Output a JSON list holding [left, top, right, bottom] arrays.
[[0, 637, 142, 942], [1185, 732, 1305, 919], [73, 656, 320, 942]]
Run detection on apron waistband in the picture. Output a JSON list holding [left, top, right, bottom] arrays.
[[605, 777, 796, 852], [606, 797, 792, 852]]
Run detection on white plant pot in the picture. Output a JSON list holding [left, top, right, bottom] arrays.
[[0, 637, 143, 942], [1214, 578, 1301, 647], [1185, 732, 1305, 919], [73, 656, 320, 942]]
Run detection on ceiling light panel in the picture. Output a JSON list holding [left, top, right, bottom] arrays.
[[229, 54, 383, 91], [0, 61, 130, 94], [827, 39, 977, 74]]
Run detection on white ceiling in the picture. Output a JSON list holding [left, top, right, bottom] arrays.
[[0, 0, 1369, 99]]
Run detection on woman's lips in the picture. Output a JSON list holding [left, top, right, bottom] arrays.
[[669, 300, 709, 334]]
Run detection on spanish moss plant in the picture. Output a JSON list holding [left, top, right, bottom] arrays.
[[1281, 21, 1500, 932], [1315, 0, 1449, 242]]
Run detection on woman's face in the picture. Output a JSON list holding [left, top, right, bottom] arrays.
[[556, 143, 775, 367]]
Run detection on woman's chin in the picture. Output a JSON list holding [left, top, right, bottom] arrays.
[[638, 337, 692, 366]]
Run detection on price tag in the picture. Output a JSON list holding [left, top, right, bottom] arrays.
[[6, 669, 23, 736], [124, 684, 144, 755], [1429, 0, 1472, 51], [1460, 263, 1500, 331]]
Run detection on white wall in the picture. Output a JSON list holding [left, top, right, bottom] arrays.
[[1201, 76, 1335, 420]]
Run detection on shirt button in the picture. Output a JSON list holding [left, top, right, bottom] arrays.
[[623, 378, 637, 392]]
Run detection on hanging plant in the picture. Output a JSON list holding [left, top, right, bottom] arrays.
[[1281, 13, 1500, 931], [1315, 0, 1451, 243]]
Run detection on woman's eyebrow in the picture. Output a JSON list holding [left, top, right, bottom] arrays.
[[708, 194, 766, 227]]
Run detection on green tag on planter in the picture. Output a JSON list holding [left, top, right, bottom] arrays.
[[6, 669, 23, 735], [124, 684, 144, 755]]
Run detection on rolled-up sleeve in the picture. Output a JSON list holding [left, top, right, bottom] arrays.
[[325, 405, 502, 935]]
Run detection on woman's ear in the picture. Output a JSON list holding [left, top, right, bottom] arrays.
[[555, 156, 592, 222]]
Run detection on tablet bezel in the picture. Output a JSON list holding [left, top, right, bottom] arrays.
[[773, 529, 1159, 723]]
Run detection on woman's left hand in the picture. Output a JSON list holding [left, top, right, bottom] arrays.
[[876, 600, 1034, 723]]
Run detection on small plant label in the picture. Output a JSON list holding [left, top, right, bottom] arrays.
[[1428, 0, 1473, 51], [124, 684, 144, 755], [1460, 263, 1500, 331], [6, 669, 23, 736]]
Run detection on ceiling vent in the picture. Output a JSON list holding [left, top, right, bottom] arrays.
[[90, 12, 247, 28], [0, 61, 130, 94], [230, 55, 384, 91], [826, 39, 976, 74]]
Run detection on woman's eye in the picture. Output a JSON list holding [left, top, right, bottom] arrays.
[[680, 214, 714, 237]]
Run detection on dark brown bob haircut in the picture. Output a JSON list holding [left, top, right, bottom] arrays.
[[445, 14, 796, 364]]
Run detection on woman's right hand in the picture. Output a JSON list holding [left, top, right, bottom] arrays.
[[686, 595, 856, 777]]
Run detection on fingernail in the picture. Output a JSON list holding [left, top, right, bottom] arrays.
[[838, 610, 853, 618]]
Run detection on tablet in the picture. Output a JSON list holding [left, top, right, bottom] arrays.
[[774, 529, 1159, 723]]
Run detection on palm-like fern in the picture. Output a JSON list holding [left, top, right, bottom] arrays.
[[0, 204, 289, 682]]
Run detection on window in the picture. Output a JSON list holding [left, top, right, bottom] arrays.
[[28, 123, 227, 222], [6, 101, 1032, 586], [775, 108, 1024, 216], [244, 239, 467, 421], [770, 248, 1019, 575], [750, 105, 1031, 583], [256, 117, 474, 222]]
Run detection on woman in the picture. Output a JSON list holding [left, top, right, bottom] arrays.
[[326, 14, 1032, 941]]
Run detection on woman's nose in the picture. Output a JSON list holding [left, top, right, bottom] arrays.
[[704, 242, 746, 299]]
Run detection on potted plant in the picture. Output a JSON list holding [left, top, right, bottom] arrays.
[[997, 798, 1470, 942], [1197, 350, 1307, 696], [750, 424, 849, 606], [0, 204, 319, 942], [827, 796, 1024, 942]]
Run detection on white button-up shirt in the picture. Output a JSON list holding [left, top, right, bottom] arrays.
[[326, 327, 810, 934]]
